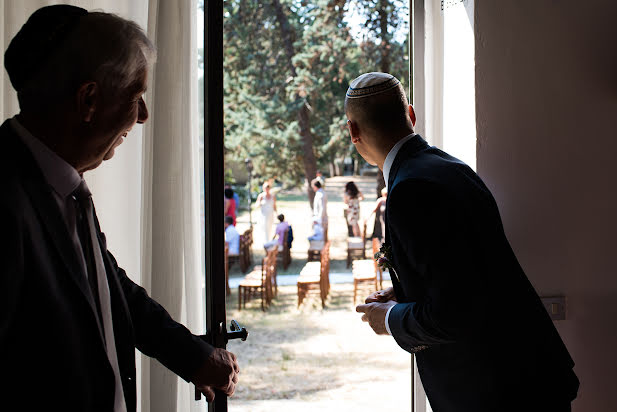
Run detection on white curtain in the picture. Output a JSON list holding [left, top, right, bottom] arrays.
[[141, 1, 204, 412], [0, 1, 204, 412]]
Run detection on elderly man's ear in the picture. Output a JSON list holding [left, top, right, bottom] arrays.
[[77, 82, 98, 122]]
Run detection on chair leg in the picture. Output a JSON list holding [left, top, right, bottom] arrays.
[[298, 286, 306, 308], [353, 280, 357, 305]]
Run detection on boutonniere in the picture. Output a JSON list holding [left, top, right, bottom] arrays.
[[374, 241, 399, 281]]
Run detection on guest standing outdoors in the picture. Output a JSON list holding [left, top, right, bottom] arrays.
[[311, 178, 328, 240], [367, 187, 387, 242], [343, 181, 364, 237], [224, 187, 236, 226], [256, 181, 277, 243]]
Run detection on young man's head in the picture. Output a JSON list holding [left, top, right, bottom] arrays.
[[345, 72, 416, 168], [277, 214, 285, 222], [224, 216, 234, 228]]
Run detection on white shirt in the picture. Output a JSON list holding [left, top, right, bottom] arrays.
[[312, 188, 327, 225], [225, 225, 240, 255], [308, 223, 324, 241], [10, 118, 87, 272], [383, 133, 415, 191], [381, 133, 415, 335]]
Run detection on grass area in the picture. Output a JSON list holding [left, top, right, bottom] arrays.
[[223, 177, 412, 410], [226, 282, 412, 411]]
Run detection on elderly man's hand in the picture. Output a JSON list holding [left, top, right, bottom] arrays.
[[364, 286, 396, 304], [356, 300, 397, 335], [192, 348, 239, 402]]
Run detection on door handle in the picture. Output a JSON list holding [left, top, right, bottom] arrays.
[[194, 320, 249, 401], [225, 319, 248, 342]]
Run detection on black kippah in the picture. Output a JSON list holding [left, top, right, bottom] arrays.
[[4, 5, 88, 92]]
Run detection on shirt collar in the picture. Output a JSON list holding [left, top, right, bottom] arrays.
[[10, 117, 82, 199], [383, 133, 415, 190]]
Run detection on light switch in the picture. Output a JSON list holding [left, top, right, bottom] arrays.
[[540, 296, 566, 321]]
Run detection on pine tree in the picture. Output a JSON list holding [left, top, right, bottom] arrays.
[[350, 0, 409, 195]]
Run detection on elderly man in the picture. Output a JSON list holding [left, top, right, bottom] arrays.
[[351, 73, 579, 411], [0, 5, 237, 411]]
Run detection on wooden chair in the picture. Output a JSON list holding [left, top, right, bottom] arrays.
[[245, 226, 254, 265], [297, 242, 331, 308], [352, 238, 383, 304], [276, 228, 292, 270], [239, 227, 254, 273], [346, 220, 367, 268], [238, 247, 278, 311]]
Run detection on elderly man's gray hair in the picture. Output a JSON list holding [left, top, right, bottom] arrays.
[[17, 11, 156, 112]]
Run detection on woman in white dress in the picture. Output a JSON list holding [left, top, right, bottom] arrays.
[[256, 181, 277, 243]]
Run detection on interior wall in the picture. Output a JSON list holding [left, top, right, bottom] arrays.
[[475, 1, 617, 410]]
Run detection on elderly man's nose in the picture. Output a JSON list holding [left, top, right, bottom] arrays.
[[137, 97, 148, 124]]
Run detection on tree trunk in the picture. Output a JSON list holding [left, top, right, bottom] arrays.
[[378, 0, 391, 74], [271, 0, 318, 207]]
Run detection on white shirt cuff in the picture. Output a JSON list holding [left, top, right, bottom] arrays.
[[385, 304, 395, 335]]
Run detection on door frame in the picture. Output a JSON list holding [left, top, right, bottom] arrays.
[[205, 1, 426, 410], [205, 0, 228, 411]]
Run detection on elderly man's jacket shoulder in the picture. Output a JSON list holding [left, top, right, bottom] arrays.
[[384, 134, 578, 411], [0, 120, 211, 412]]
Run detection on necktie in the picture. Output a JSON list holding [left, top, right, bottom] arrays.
[[73, 180, 127, 412]]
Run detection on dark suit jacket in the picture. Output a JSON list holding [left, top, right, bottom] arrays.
[[0, 121, 213, 412], [385, 135, 579, 411]]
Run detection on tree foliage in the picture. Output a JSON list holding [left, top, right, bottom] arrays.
[[223, 0, 408, 196]]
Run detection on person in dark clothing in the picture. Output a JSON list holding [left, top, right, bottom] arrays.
[[0, 6, 238, 411], [351, 72, 578, 411]]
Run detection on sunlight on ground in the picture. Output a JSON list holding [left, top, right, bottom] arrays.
[[226, 177, 412, 411]]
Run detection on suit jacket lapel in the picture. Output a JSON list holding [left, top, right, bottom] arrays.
[[5, 124, 106, 343]]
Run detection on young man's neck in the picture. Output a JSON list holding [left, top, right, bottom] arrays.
[[374, 127, 415, 170]]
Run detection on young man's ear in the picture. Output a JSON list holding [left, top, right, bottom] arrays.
[[408, 104, 417, 127], [347, 119, 360, 143], [77, 82, 98, 122]]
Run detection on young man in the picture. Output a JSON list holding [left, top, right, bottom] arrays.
[[351, 72, 578, 411], [0, 6, 238, 411]]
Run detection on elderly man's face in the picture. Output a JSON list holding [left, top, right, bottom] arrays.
[[79, 68, 149, 172]]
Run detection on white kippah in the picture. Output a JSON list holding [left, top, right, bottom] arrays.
[[346, 72, 401, 99]]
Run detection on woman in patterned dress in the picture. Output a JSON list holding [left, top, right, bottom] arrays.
[[343, 181, 364, 237]]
